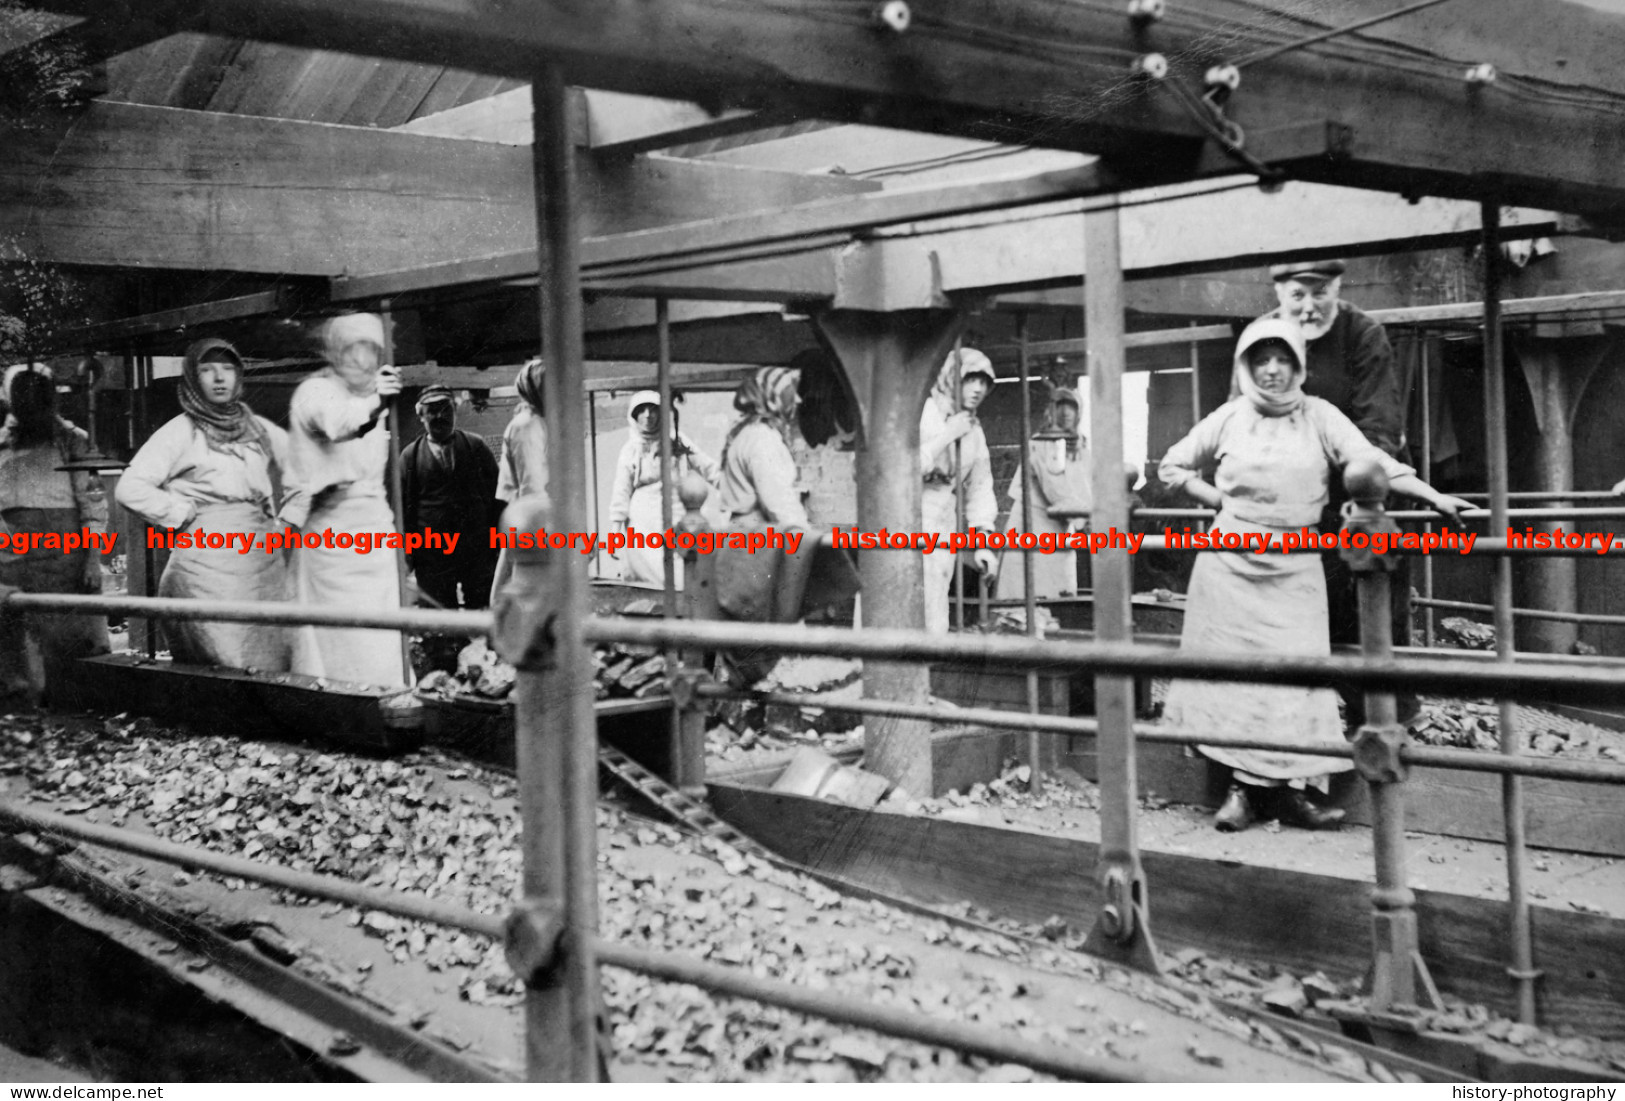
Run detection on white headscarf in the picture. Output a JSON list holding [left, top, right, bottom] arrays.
[[930, 348, 995, 414], [1232, 317, 1307, 417], [322, 313, 386, 366]]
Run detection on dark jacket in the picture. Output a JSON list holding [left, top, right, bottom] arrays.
[[401, 428, 499, 538]]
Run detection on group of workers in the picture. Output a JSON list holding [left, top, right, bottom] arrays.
[[0, 261, 1579, 825]]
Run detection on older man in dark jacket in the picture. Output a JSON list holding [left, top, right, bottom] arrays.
[[401, 385, 500, 613]]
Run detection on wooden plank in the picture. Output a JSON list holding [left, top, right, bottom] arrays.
[[55, 0, 1625, 216], [582, 89, 764, 156], [61, 289, 303, 347], [1, 101, 873, 277], [332, 163, 1098, 300], [707, 781, 1625, 1038]]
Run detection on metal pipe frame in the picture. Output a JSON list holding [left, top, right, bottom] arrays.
[[1414, 597, 1625, 627], [1482, 203, 1539, 1025], [694, 683, 1625, 785], [0, 800, 1155, 1084], [527, 66, 602, 1080], [1016, 312, 1043, 787], [7, 591, 1625, 703], [1139, 507, 1625, 522]]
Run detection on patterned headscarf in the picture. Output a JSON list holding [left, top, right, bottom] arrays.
[[178, 338, 271, 456], [515, 358, 545, 416], [1232, 317, 1307, 417], [930, 348, 995, 413], [722, 366, 799, 466]]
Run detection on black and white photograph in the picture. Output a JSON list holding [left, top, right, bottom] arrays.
[[1, 0, 1624, 1087]]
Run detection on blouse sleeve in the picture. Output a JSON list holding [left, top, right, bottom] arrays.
[[292, 381, 381, 443], [261, 420, 307, 524], [115, 417, 198, 530], [964, 434, 997, 532], [608, 439, 638, 524], [61, 427, 109, 533], [496, 422, 519, 503], [747, 429, 809, 528], [1158, 405, 1230, 490], [684, 436, 722, 486], [1311, 400, 1415, 482]]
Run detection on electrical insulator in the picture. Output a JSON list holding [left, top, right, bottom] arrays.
[[1465, 62, 1497, 85], [1132, 53, 1169, 80], [1127, 0, 1165, 23], [1204, 64, 1241, 93], [873, 0, 911, 33]]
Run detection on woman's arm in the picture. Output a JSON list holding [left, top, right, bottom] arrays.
[[608, 440, 638, 525], [114, 418, 196, 530], [1157, 407, 1226, 509]]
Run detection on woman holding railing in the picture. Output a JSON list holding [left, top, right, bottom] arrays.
[[1158, 317, 1469, 833]]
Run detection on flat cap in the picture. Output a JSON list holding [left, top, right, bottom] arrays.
[[1270, 259, 1346, 282], [416, 384, 455, 407]]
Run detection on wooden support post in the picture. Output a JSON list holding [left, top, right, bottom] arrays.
[[1080, 203, 1160, 975], [814, 308, 969, 796], [1015, 315, 1043, 786], [1483, 203, 1539, 1026], [1419, 338, 1435, 649], [520, 64, 601, 1082]]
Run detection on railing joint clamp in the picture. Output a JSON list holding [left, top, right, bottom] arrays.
[[504, 897, 566, 983], [1353, 721, 1408, 783]]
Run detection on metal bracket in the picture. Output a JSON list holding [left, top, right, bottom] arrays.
[[665, 665, 707, 712], [1352, 721, 1408, 783], [1082, 864, 1164, 975], [504, 897, 566, 984], [1340, 500, 1403, 574]]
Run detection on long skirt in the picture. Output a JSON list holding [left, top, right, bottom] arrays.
[[622, 481, 682, 587], [159, 501, 290, 671], [1161, 511, 1351, 783], [0, 507, 109, 699], [921, 484, 961, 634], [290, 491, 407, 689]]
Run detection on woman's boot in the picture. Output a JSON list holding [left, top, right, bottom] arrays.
[[1214, 784, 1256, 832]]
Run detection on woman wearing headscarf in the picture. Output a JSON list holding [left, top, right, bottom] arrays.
[[1003, 384, 1092, 600], [116, 339, 297, 671], [1158, 317, 1469, 832], [919, 348, 998, 633], [719, 367, 806, 529], [608, 390, 720, 585], [280, 313, 406, 689], [490, 358, 549, 600], [0, 366, 109, 701]]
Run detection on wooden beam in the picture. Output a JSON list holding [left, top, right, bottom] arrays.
[[60, 288, 312, 348], [330, 163, 1102, 300], [1368, 290, 1625, 328], [0, 100, 874, 276], [581, 89, 766, 156], [39, 0, 1625, 216], [709, 780, 1625, 1039]]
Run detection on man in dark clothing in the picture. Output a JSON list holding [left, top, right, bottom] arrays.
[[401, 385, 500, 613], [1263, 259, 1415, 725]]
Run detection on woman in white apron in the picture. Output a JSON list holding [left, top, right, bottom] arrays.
[[281, 313, 407, 689], [116, 338, 295, 671], [1003, 385, 1091, 600], [608, 390, 719, 585]]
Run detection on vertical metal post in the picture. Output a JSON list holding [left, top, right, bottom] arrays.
[[656, 298, 678, 619], [1080, 202, 1159, 974], [588, 393, 602, 577], [673, 479, 711, 795], [1016, 314, 1042, 786], [1344, 465, 1440, 1015], [1419, 337, 1435, 649], [137, 352, 157, 660], [952, 342, 966, 631], [1482, 202, 1539, 1024], [379, 302, 414, 683], [1188, 325, 1205, 533], [524, 65, 602, 1081]]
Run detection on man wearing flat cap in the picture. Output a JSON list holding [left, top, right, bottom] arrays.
[[401, 385, 500, 634], [1264, 259, 1415, 725]]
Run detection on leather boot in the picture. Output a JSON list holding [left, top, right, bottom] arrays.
[[1276, 788, 1346, 830], [1214, 784, 1255, 832]]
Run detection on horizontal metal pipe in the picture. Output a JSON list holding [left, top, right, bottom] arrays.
[[591, 941, 1173, 1083], [700, 685, 1625, 785], [0, 593, 492, 636], [0, 799, 506, 939], [1455, 491, 1623, 502], [1413, 597, 1625, 627], [0, 799, 1161, 1081], [590, 618, 1625, 707], [1132, 507, 1625, 522], [810, 533, 1622, 556]]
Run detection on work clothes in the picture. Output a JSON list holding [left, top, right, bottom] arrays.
[[401, 427, 499, 610], [610, 393, 720, 585], [919, 359, 996, 634], [1003, 431, 1092, 601], [117, 413, 293, 670], [283, 372, 406, 689], [1160, 319, 1410, 784]]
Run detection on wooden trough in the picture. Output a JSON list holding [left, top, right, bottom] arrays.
[[705, 774, 1625, 1041]]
